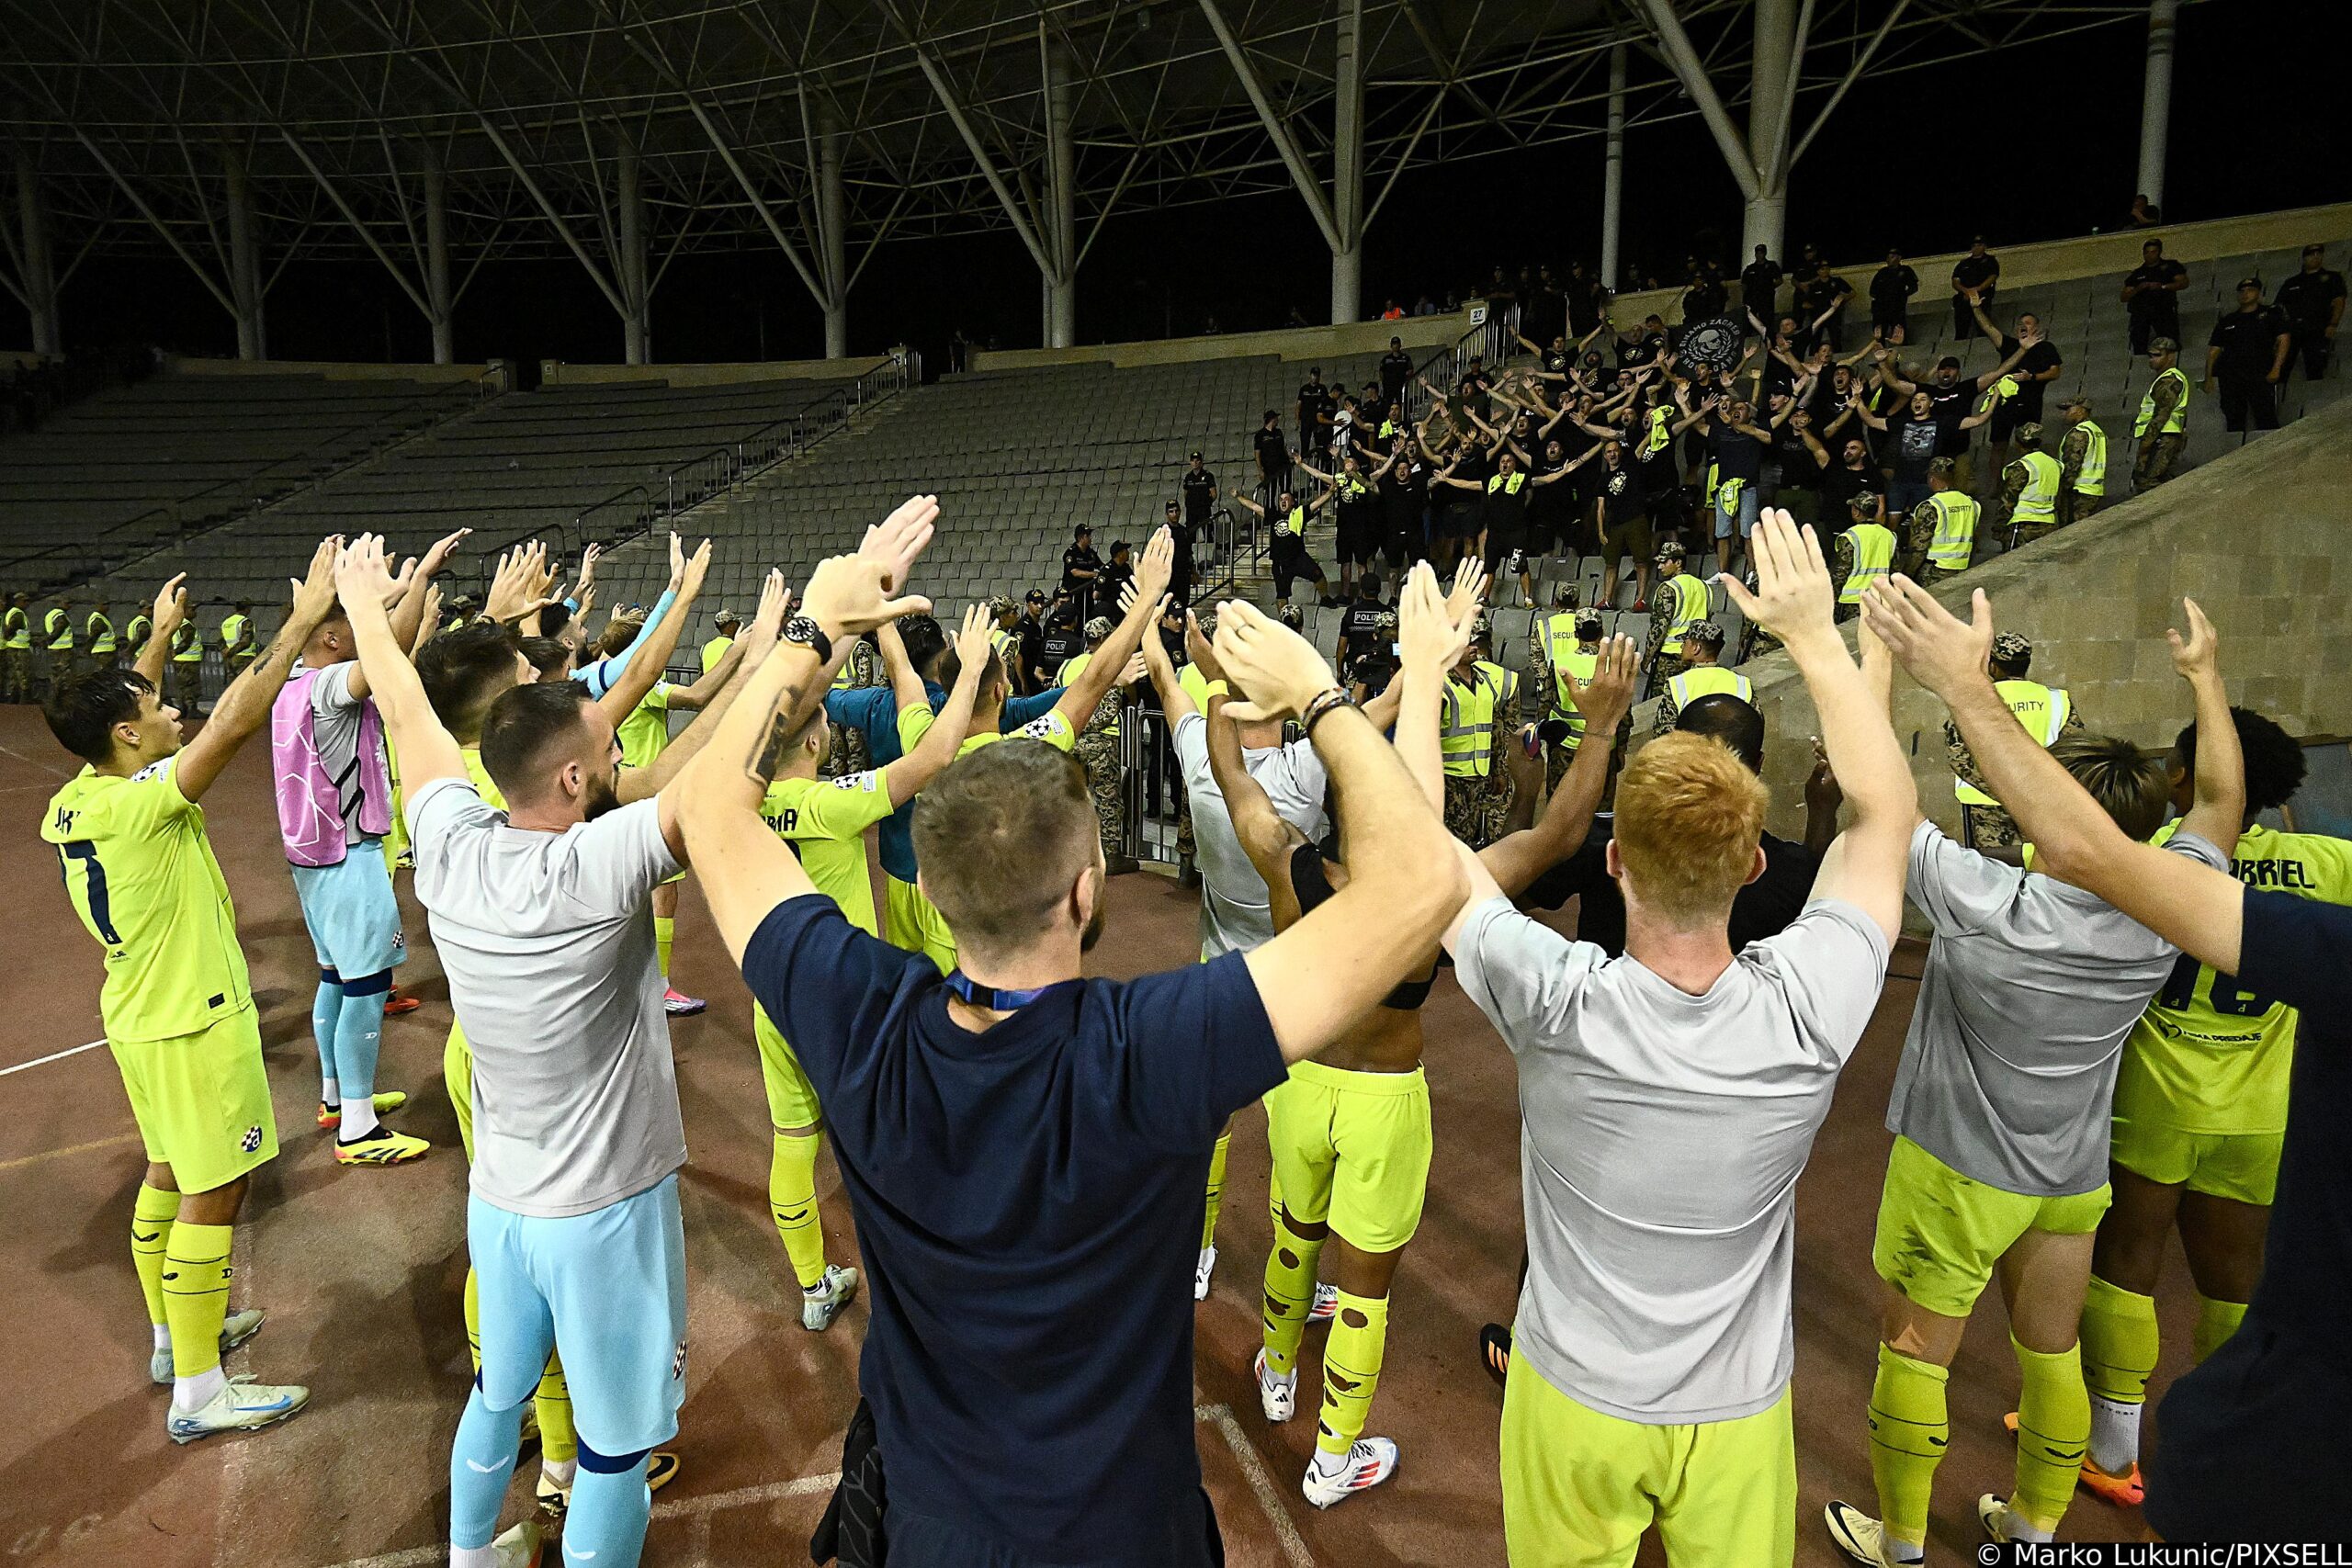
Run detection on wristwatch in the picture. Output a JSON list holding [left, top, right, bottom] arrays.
[[782, 615, 834, 664]]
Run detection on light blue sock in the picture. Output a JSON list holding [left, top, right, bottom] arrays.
[[334, 981, 389, 1100], [568, 1454, 653, 1568], [448, 1385, 525, 1551], [311, 972, 344, 1098]]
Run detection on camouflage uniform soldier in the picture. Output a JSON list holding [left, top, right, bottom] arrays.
[[1529, 592, 1604, 795], [825, 635, 880, 777], [1439, 613, 1522, 848], [1946, 630, 2085, 848], [1063, 616, 1137, 873]]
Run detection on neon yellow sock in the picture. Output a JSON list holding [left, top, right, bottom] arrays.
[[464, 1265, 482, 1371], [162, 1221, 233, 1380], [1261, 1215, 1324, 1377], [132, 1184, 180, 1329], [536, 1352, 577, 1464], [771, 1130, 828, 1291], [2192, 1294, 2246, 1363], [654, 916, 675, 979], [1317, 1289, 1390, 1458], [2079, 1273, 2159, 1404], [1867, 1343, 1949, 1553], [2011, 1336, 2090, 1535], [1201, 1131, 1230, 1252]]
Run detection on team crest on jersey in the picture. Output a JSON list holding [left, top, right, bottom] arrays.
[[240, 1124, 264, 1153]]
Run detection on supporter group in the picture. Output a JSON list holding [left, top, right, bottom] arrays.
[[13, 237, 2350, 1568]]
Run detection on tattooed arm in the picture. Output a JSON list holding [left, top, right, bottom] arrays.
[[678, 498, 940, 965]]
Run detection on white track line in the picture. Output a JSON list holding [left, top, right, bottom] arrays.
[[0, 1038, 107, 1077], [315, 1408, 1310, 1568], [1200, 1401, 1317, 1568]]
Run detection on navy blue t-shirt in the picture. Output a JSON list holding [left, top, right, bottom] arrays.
[[741, 897, 1288, 1564]]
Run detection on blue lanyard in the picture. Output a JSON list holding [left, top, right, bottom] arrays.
[[944, 971, 1080, 1011]]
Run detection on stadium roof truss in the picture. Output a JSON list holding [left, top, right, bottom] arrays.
[[0, 0, 2179, 355]]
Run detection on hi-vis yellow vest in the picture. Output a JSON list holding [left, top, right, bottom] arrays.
[[1441, 660, 1518, 778], [2010, 449, 2061, 525], [1658, 572, 1710, 655], [2136, 367, 2188, 437], [1838, 525, 1895, 604], [1668, 665, 1752, 711], [44, 608, 72, 649], [220, 613, 251, 653], [1955, 678, 2071, 806], [2071, 420, 2108, 496], [1541, 614, 1594, 719], [1487, 470, 1527, 498], [1642, 404, 1673, 457], [1278, 504, 1307, 538], [1921, 491, 1980, 570], [1, 606, 28, 650]]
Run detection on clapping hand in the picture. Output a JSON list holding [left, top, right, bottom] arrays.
[[1720, 509, 1834, 646], [2166, 597, 2220, 682], [857, 495, 940, 597], [1212, 601, 1336, 724], [1399, 562, 1475, 673], [290, 536, 346, 628], [150, 573, 190, 643], [1566, 635, 1640, 734], [1861, 576, 1995, 700]]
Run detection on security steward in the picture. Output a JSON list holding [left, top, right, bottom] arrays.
[[1999, 421, 2064, 549], [1, 592, 30, 704], [1948, 631, 2084, 850], [220, 602, 257, 682], [2132, 338, 2190, 491], [1530, 593, 1603, 793], [83, 601, 117, 670], [1643, 540, 1713, 694], [1439, 612, 1523, 848], [2055, 395, 2109, 526], [42, 598, 74, 688], [1830, 493, 1897, 624], [1905, 460, 1978, 584], [1649, 620, 1750, 735], [167, 613, 205, 712]]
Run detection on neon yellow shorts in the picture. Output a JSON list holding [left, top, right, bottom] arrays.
[[1871, 1135, 2110, 1319], [1263, 1059, 1431, 1253], [446, 1021, 474, 1165], [110, 1008, 279, 1194], [1501, 1348, 1794, 1568], [753, 1005, 824, 1130], [884, 874, 956, 976], [2109, 1111, 2282, 1207]]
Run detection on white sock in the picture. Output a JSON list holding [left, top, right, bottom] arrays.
[[173, 1365, 227, 1412], [449, 1547, 495, 1568], [2088, 1393, 2142, 1474], [2000, 1504, 2052, 1544], [1885, 1539, 1924, 1565], [320, 1077, 339, 1106], [1308, 1447, 1349, 1478], [153, 1324, 172, 1351], [540, 1456, 577, 1489], [339, 1095, 380, 1140]]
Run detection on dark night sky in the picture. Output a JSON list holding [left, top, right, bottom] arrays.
[[16, 1, 2347, 373]]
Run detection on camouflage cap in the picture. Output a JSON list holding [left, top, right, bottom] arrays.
[[987, 595, 1015, 615], [1083, 615, 1114, 640], [2058, 393, 2092, 412], [1470, 610, 1493, 638], [1991, 632, 2033, 661], [1279, 604, 1305, 629], [2148, 336, 2179, 355], [1688, 619, 1725, 647], [1375, 610, 1398, 632], [2014, 421, 2045, 446], [1927, 457, 1956, 477], [1655, 540, 1687, 563], [1573, 608, 1605, 635], [1554, 582, 1579, 608]]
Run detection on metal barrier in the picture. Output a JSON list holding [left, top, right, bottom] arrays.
[[1119, 702, 1188, 866]]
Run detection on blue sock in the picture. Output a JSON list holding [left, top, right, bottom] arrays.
[[334, 979, 390, 1100], [311, 971, 344, 1098], [448, 1384, 525, 1551], [569, 1453, 653, 1568]]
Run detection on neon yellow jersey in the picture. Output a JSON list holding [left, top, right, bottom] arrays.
[[2114, 820, 2352, 1135], [1177, 662, 1212, 712], [759, 767, 898, 936], [899, 702, 1077, 760], [700, 635, 735, 675], [616, 682, 673, 771], [40, 758, 253, 1043], [461, 746, 507, 810]]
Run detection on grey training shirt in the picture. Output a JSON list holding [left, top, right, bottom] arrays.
[[408, 776, 686, 1217], [1887, 820, 2226, 1197], [1454, 893, 1890, 1424], [1171, 712, 1328, 958]]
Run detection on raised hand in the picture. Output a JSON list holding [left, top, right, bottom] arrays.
[[333, 534, 401, 615], [1443, 557, 1487, 626], [150, 573, 190, 641], [1860, 577, 1996, 699], [752, 569, 792, 641], [1399, 562, 1472, 672], [484, 541, 563, 624], [2166, 597, 2219, 682], [954, 601, 991, 670], [1182, 608, 1222, 682], [1566, 634, 1640, 734], [578, 542, 604, 589], [418, 527, 472, 579], [800, 552, 933, 637], [1719, 509, 1834, 645], [290, 536, 345, 628], [665, 533, 686, 592], [679, 538, 715, 599], [857, 495, 941, 593], [1213, 600, 1335, 724], [1134, 526, 1176, 603]]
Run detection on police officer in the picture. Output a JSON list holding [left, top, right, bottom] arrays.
[[2275, 243, 2346, 383], [1999, 421, 2064, 550], [1829, 494, 1896, 623], [1905, 461, 1978, 584], [1439, 613, 1522, 848], [1, 592, 29, 704], [1650, 621, 1751, 735], [2055, 395, 2109, 526], [2204, 277, 2290, 436], [1948, 631, 2082, 849], [2132, 338, 2190, 491], [2120, 238, 2188, 354], [1531, 592, 1602, 793]]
